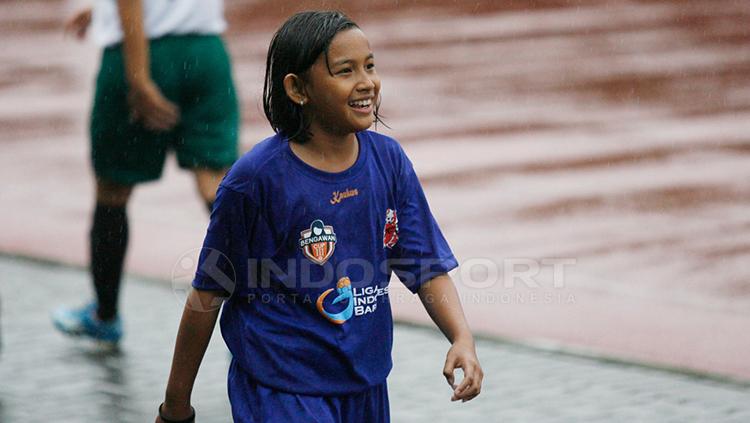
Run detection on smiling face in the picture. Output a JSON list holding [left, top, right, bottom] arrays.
[[303, 28, 381, 138]]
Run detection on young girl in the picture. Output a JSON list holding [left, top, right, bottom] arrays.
[[157, 11, 482, 423]]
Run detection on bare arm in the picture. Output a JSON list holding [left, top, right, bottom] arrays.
[[157, 289, 223, 421], [116, 0, 179, 131], [418, 274, 483, 402], [116, 0, 149, 87]]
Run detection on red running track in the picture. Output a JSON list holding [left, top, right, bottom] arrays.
[[1, 0, 749, 379]]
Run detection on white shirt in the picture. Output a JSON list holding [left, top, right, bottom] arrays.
[[91, 0, 227, 47]]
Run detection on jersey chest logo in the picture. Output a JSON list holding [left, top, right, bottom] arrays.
[[316, 277, 389, 324], [316, 277, 354, 324], [299, 219, 337, 265]]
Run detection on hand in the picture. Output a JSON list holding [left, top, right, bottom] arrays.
[[127, 79, 180, 131], [443, 338, 483, 402], [64, 8, 92, 40]]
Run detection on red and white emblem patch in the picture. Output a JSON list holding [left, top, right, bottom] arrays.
[[383, 209, 399, 249], [299, 220, 337, 265]]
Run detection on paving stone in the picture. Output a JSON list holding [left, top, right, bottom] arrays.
[[1, 256, 750, 422]]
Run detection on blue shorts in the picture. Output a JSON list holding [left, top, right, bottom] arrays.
[[228, 359, 390, 423]]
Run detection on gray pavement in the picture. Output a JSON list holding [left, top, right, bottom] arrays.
[[1, 255, 749, 423]]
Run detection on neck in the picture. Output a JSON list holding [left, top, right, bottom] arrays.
[[290, 129, 359, 173]]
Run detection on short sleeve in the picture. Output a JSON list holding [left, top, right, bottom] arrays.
[[192, 185, 255, 295], [390, 153, 458, 293]]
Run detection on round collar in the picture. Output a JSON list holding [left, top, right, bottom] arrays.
[[284, 132, 368, 183]]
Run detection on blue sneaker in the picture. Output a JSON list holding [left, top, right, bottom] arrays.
[[52, 302, 123, 345]]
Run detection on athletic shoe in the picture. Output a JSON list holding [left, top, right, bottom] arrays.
[[51, 302, 123, 345]]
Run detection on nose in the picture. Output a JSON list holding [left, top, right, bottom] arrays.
[[357, 79, 374, 93], [356, 71, 376, 92]]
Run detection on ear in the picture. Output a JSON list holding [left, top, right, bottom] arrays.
[[283, 73, 308, 106]]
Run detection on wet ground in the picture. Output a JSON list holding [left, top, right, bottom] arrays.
[[1, 0, 749, 380], [1, 255, 750, 422]]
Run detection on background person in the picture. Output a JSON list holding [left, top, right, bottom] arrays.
[[52, 0, 240, 345]]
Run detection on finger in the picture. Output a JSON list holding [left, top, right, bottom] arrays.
[[148, 109, 179, 131], [451, 362, 476, 400], [466, 381, 482, 401], [145, 110, 178, 131], [144, 116, 171, 132], [461, 391, 480, 403], [157, 109, 180, 129], [64, 14, 84, 35], [456, 373, 482, 402], [148, 100, 180, 130], [138, 112, 173, 132], [451, 376, 473, 401], [442, 358, 456, 389], [137, 99, 171, 129], [454, 381, 479, 402], [158, 99, 181, 123]]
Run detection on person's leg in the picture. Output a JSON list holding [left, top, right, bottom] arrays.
[[53, 40, 170, 344], [91, 179, 134, 321], [51, 178, 134, 342], [193, 167, 228, 213], [88, 41, 175, 321]]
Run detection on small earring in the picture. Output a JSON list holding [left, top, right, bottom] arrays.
[[299, 99, 305, 106]]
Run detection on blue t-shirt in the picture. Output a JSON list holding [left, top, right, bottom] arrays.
[[192, 130, 457, 395]]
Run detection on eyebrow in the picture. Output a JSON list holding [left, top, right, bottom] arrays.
[[331, 53, 374, 67]]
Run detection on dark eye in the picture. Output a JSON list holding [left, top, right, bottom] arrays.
[[366, 63, 375, 70], [337, 68, 352, 75]]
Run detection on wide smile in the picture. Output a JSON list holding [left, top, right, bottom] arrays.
[[348, 98, 373, 114]]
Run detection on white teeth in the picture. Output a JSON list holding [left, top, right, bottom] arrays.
[[349, 99, 372, 107]]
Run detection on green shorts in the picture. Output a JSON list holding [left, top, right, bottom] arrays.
[[90, 34, 239, 185]]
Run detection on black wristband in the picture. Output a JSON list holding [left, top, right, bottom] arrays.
[[158, 403, 195, 423]]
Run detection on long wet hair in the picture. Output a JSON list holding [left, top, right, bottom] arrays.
[[262, 11, 384, 144]]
